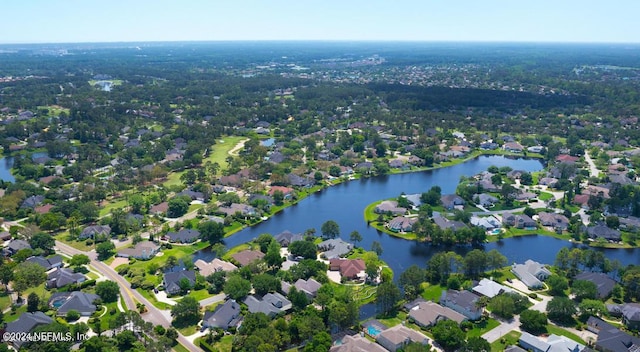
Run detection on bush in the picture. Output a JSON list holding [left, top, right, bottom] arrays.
[[528, 293, 538, 299], [80, 279, 96, 288]]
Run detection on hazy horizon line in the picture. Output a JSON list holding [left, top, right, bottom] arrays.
[[1, 39, 640, 46]]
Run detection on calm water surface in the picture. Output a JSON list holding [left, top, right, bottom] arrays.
[[193, 156, 640, 271]]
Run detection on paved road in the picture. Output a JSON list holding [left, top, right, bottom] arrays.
[[55, 241, 201, 351], [583, 151, 600, 178], [482, 315, 521, 343]]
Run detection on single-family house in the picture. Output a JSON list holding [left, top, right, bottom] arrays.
[[388, 216, 417, 232], [165, 229, 200, 243], [49, 291, 100, 316], [511, 260, 551, 289], [195, 258, 237, 276], [329, 258, 366, 280], [470, 216, 501, 230], [432, 215, 467, 232], [79, 225, 111, 240], [408, 301, 466, 327], [268, 186, 294, 197], [587, 316, 640, 352], [281, 278, 322, 299], [472, 278, 515, 298], [574, 272, 616, 299], [46, 268, 86, 288], [4, 312, 53, 348], [3, 239, 31, 256], [232, 250, 265, 266], [376, 325, 431, 352], [374, 200, 407, 215], [441, 194, 465, 210], [620, 303, 640, 330], [519, 332, 586, 352], [202, 299, 242, 330], [329, 334, 387, 352], [21, 195, 45, 209], [502, 213, 536, 229], [474, 193, 498, 207], [503, 142, 524, 153], [244, 292, 292, 317], [274, 230, 303, 247], [25, 255, 63, 271], [537, 212, 570, 232], [217, 203, 257, 217], [404, 194, 422, 208], [584, 224, 621, 241], [539, 177, 559, 188], [149, 202, 169, 215], [317, 239, 353, 259], [116, 240, 160, 260], [163, 270, 196, 295], [440, 289, 482, 321]]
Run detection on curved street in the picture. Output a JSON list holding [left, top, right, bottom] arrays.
[[55, 241, 200, 352]]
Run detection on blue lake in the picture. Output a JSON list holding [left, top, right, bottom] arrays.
[[193, 155, 640, 273]]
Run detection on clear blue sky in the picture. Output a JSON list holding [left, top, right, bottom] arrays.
[[2, 0, 638, 44]]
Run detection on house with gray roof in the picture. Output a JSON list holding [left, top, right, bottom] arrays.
[[46, 267, 86, 288], [619, 303, 640, 330], [441, 194, 465, 210], [3, 239, 32, 256], [163, 270, 196, 295], [376, 324, 431, 352], [4, 312, 53, 348], [472, 278, 515, 298], [511, 260, 551, 289], [440, 289, 482, 321], [49, 291, 99, 316], [404, 194, 422, 208], [587, 316, 640, 352], [374, 200, 407, 215], [584, 224, 621, 242], [537, 212, 570, 232], [244, 292, 291, 317], [317, 238, 353, 259], [408, 301, 466, 327], [165, 229, 200, 243], [275, 230, 303, 247], [26, 255, 63, 271], [519, 332, 586, 352], [433, 215, 467, 232], [281, 278, 322, 299], [388, 216, 417, 232], [474, 193, 499, 207], [21, 195, 45, 209], [117, 240, 160, 260], [470, 215, 501, 230], [502, 212, 536, 229], [574, 272, 615, 299], [330, 334, 387, 352], [202, 299, 242, 330], [79, 224, 111, 240]]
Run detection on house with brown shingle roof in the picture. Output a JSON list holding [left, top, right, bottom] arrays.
[[232, 250, 265, 266], [329, 258, 366, 280]]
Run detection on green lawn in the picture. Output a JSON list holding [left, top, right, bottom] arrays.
[[490, 330, 521, 352], [211, 335, 234, 352], [54, 232, 94, 252], [120, 241, 209, 274], [538, 192, 554, 201], [99, 199, 128, 217], [187, 289, 212, 302], [137, 288, 173, 310], [421, 283, 444, 301], [546, 324, 586, 344], [172, 343, 191, 352], [205, 136, 246, 165], [466, 318, 500, 338], [176, 324, 198, 336]]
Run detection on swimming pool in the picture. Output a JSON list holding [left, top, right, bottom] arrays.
[[367, 325, 382, 337]]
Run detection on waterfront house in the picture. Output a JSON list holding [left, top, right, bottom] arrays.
[[376, 325, 431, 352], [440, 289, 482, 321], [511, 260, 551, 289]]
